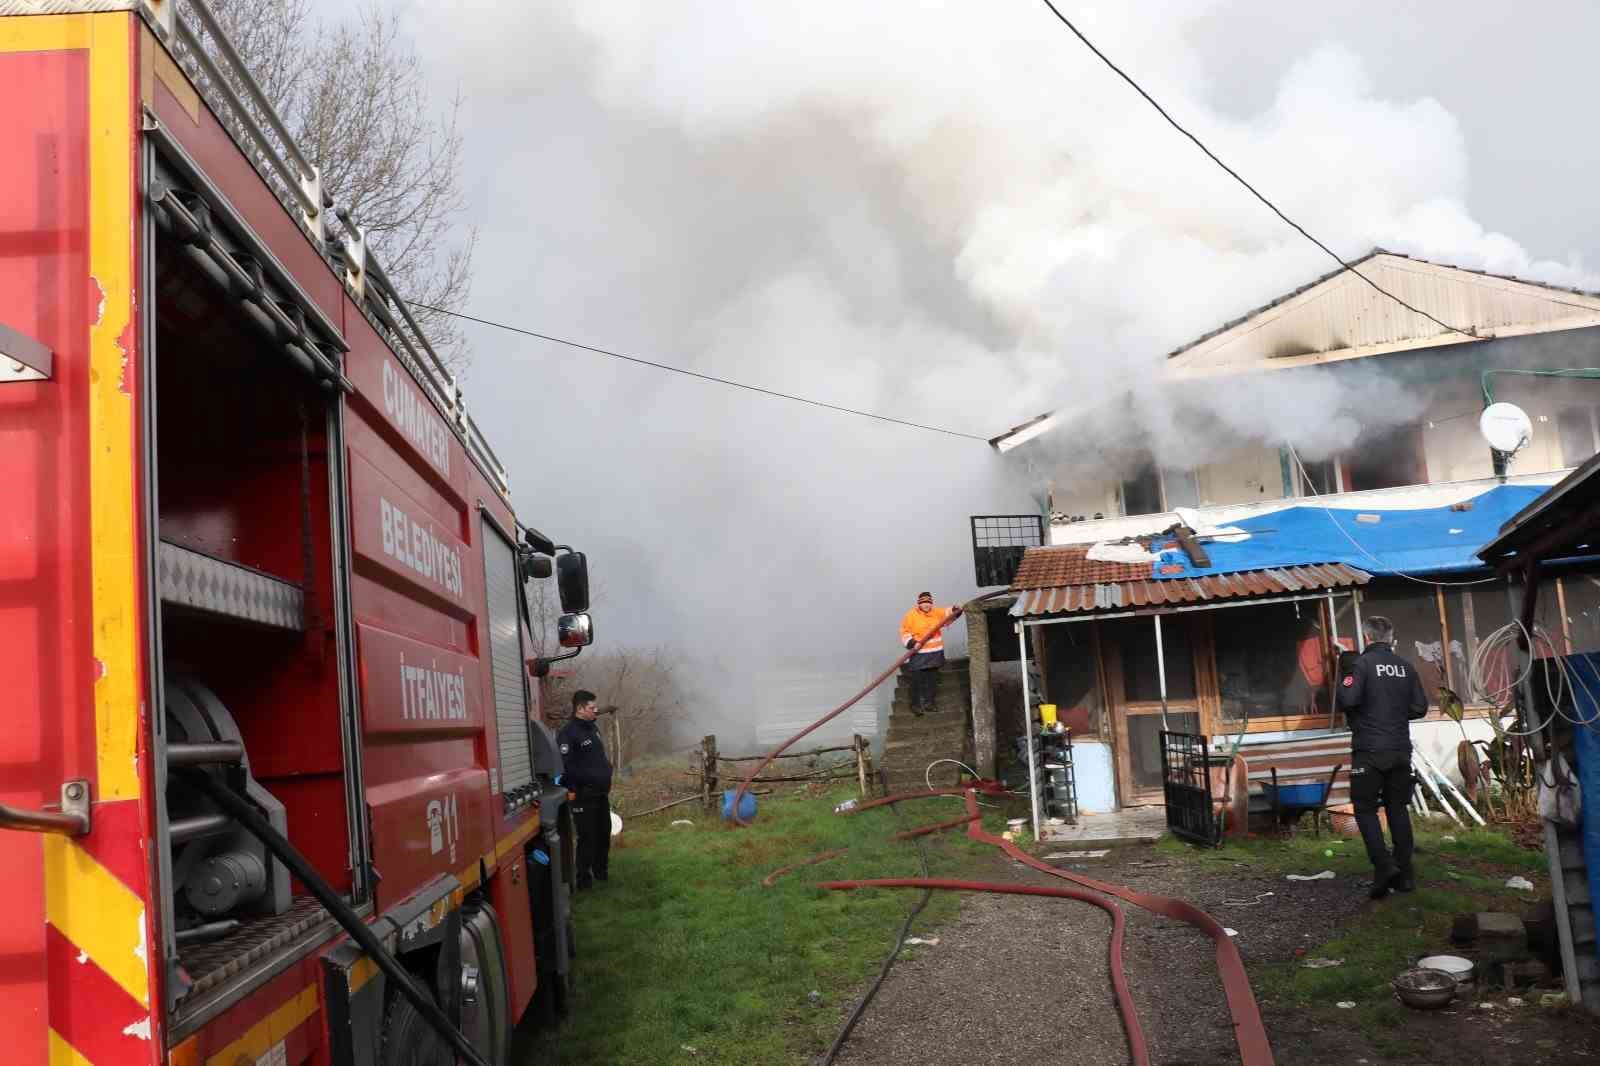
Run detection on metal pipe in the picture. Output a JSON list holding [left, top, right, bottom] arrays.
[[171, 15, 317, 216], [169, 811, 234, 845], [175, 919, 240, 946], [167, 741, 245, 767], [150, 193, 353, 392], [1018, 621, 1042, 841], [144, 117, 345, 349], [182, 0, 318, 191], [0, 802, 87, 837], [1015, 588, 1359, 627], [1153, 613, 1171, 730], [1352, 590, 1366, 651], [1325, 591, 1343, 731]]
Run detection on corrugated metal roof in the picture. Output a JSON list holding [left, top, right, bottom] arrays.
[[1011, 560, 1369, 617], [1011, 546, 1152, 589]]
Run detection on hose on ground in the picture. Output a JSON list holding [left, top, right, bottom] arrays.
[[183, 770, 491, 1066]]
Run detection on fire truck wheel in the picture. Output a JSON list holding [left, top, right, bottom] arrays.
[[379, 983, 451, 1066], [460, 903, 512, 1066]]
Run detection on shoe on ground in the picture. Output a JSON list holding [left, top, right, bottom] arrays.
[[576, 880, 593, 892], [1393, 870, 1416, 893], [594, 872, 608, 882], [1369, 866, 1399, 900]]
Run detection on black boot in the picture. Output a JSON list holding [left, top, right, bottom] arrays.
[[1393, 868, 1416, 893], [1369, 865, 1399, 900]]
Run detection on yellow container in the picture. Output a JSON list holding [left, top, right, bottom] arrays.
[[1039, 703, 1058, 727]]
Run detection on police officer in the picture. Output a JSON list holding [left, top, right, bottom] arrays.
[[557, 689, 613, 890], [1336, 615, 1428, 899]]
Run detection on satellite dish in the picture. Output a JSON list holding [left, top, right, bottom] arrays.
[[1480, 402, 1533, 454]]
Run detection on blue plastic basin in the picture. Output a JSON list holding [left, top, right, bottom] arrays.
[[1266, 782, 1327, 806]]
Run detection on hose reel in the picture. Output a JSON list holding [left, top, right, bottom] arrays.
[[163, 675, 293, 931]]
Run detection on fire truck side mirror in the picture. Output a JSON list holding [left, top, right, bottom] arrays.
[[521, 553, 553, 582], [557, 612, 594, 649], [556, 551, 589, 614]]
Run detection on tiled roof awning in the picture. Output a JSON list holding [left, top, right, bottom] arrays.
[[1009, 546, 1368, 618]]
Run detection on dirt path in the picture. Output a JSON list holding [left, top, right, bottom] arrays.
[[827, 846, 1361, 1066], [824, 843, 1600, 1066], [830, 862, 1129, 1066]]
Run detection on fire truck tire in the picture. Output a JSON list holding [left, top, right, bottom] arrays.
[[380, 983, 452, 1066], [460, 903, 511, 1066]]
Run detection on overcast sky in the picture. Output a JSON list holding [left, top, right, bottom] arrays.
[[368, 2, 1600, 732]]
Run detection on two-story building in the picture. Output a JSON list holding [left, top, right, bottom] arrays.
[[968, 250, 1600, 821]]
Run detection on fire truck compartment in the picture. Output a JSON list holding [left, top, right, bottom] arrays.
[[154, 240, 358, 1014]]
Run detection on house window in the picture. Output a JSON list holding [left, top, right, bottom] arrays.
[[1562, 574, 1600, 655], [1119, 465, 1162, 517], [1359, 584, 1448, 699], [1214, 601, 1326, 721], [1342, 423, 1428, 492], [1162, 467, 1201, 510], [1557, 406, 1599, 467], [1115, 619, 1196, 702], [1043, 625, 1104, 736], [1119, 464, 1201, 516], [1296, 456, 1340, 496]]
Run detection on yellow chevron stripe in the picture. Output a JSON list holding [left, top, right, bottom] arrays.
[[43, 834, 149, 1008], [47, 1030, 93, 1066], [205, 984, 318, 1066]]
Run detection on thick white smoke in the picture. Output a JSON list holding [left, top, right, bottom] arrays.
[[409, 2, 1594, 741]]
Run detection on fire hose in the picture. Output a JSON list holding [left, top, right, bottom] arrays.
[[727, 597, 998, 825], [737, 598, 1276, 1066], [184, 770, 492, 1066], [814, 788, 1275, 1065]]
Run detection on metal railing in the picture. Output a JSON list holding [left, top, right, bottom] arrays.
[[971, 514, 1044, 587], [143, 0, 511, 494]]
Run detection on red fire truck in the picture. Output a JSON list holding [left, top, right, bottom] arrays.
[[0, 3, 593, 1063]]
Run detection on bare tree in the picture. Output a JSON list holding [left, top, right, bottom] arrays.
[[567, 648, 687, 768], [201, 0, 476, 370]]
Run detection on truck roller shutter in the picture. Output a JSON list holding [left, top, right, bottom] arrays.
[[484, 524, 534, 800]]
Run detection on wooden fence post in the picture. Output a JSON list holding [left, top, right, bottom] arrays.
[[854, 734, 871, 797], [701, 734, 719, 808]]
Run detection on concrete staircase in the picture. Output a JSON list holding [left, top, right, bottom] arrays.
[[879, 660, 973, 793]]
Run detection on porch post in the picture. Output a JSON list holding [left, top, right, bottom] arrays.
[[1352, 589, 1367, 651], [1017, 619, 1042, 840], [1325, 591, 1342, 731], [966, 597, 1000, 778]]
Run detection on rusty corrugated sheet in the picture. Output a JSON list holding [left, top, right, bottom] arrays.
[[1013, 562, 1370, 618], [1011, 544, 1151, 589]]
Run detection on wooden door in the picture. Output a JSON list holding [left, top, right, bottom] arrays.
[[1105, 616, 1204, 806]]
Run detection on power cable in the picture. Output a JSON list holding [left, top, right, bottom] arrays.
[[1285, 443, 1500, 587], [1036, 1, 1477, 341], [413, 303, 989, 442]]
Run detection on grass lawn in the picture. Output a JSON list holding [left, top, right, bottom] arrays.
[[1160, 818, 1553, 1055], [515, 783, 1024, 1065]]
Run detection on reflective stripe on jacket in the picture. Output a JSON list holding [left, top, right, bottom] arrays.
[[900, 606, 951, 654]]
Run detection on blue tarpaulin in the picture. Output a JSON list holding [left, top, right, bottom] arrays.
[[1150, 484, 1547, 580]]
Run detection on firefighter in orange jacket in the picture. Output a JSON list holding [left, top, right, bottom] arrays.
[[900, 592, 960, 716]]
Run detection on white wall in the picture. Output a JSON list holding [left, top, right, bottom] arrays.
[[1198, 447, 1285, 507]]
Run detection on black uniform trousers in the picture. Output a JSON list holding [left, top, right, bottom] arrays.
[[909, 668, 939, 712], [570, 792, 611, 886], [1350, 749, 1415, 875]]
